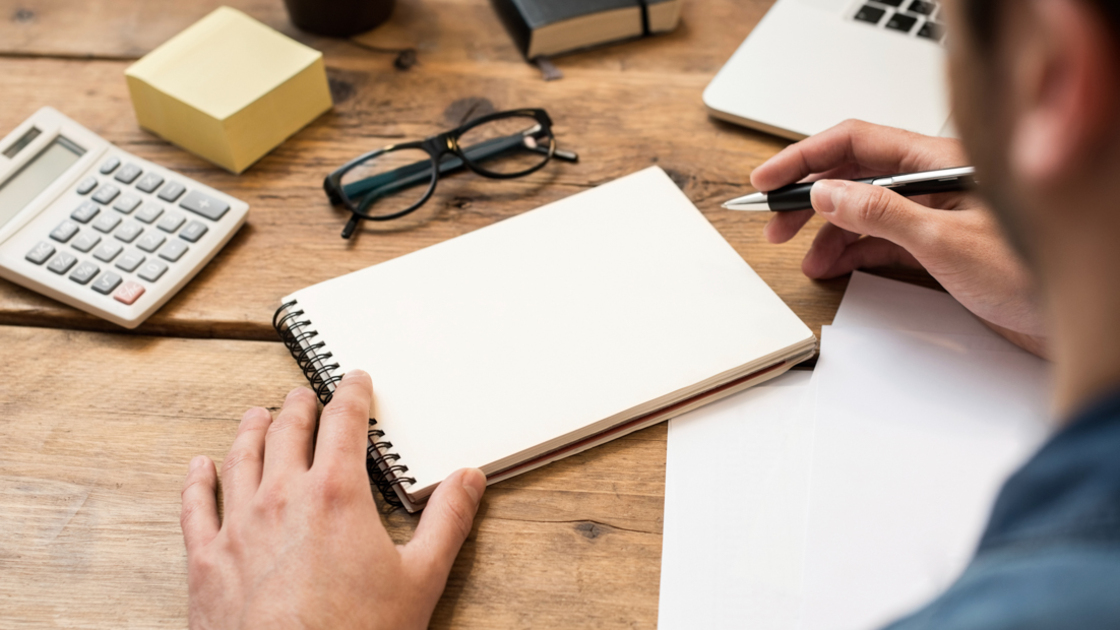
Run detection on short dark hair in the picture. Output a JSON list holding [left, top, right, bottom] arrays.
[[965, 0, 1120, 48]]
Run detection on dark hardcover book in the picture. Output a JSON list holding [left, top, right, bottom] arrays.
[[491, 0, 682, 59]]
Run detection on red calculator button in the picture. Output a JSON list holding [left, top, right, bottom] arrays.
[[112, 281, 145, 305]]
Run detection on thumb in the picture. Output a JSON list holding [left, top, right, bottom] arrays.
[[811, 179, 937, 252], [405, 467, 486, 580]]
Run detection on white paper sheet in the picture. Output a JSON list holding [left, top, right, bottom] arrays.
[[832, 271, 995, 337], [800, 275, 1054, 630], [659, 370, 817, 630], [658, 270, 1054, 630]]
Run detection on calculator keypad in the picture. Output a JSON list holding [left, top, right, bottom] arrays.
[[71, 232, 101, 253], [113, 281, 145, 305], [112, 194, 141, 214], [48, 252, 77, 274], [50, 220, 80, 243], [135, 202, 163, 224], [92, 241, 122, 262], [69, 261, 99, 285], [157, 181, 186, 202], [93, 213, 122, 233], [115, 252, 145, 272], [114, 222, 143, 243], [114, 163, 142, 184], [76, 176, 98, 195], [91, 183, 120, 204], [23, 150, 237, 311], [92, 272, 122, 295], [26, 242, 55, 265], [71, 201, 100, 223]]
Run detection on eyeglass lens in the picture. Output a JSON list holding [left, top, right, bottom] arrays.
[[339, 115, 554, 219]]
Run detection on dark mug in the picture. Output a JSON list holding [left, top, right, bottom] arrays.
[[282, 0, 394, 37]]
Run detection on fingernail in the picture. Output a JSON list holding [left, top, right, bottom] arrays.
[[342, 369, 369, 383], [461, 468, 486, 503], [811, 180, 846, 214], [189, 455, 206, 472]]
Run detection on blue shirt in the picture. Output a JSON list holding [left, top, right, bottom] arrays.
[[883, 389, 1120, 629]]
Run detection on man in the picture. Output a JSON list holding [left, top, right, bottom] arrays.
[[179, 0, 1120, 627]]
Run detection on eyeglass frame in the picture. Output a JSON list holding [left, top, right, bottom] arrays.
[[323, 108, 575, 238]]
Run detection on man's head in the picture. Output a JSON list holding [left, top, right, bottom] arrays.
[[944, 0, 1120, 270]]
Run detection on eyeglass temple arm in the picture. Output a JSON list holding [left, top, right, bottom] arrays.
[[342, 134, 579, 201]]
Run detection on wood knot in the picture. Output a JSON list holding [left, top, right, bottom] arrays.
[[444, 97, 496, 127], [328, 77, 356, 105], [394, 49, 418, 71], [574, 522, 602, 539], [12, 8, 34, 22]]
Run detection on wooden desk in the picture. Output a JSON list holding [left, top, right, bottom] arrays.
[[0, 0, 866, 627]]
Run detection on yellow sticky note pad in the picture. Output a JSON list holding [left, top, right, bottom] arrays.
[[125, 7, 332, 173]]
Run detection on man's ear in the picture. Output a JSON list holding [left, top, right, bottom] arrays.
[[1010, 0, 1119, 184]]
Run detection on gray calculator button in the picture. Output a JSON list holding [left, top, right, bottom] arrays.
[[71, 200, 100, 223], [137, 259, 168, 282], [48, 252, 77, 274], [113, 194, 141, 214], [25, 242, 55, 264], [158, 239, 188, 262], [76, 176, 98, 195], [179, 190, 230, 221], [157, 213, 185, 233], [71, 232, 101, 253], [136, 232, 166, 253], [157, 181, 186, 202], [179, 220, 209, 242], [92, 183, 120, 204], [135, 172, 164, 193], [115, 251, 145, 272], [99, 157, 120, 175], [93, 241, 123, 262], [114, 163, 142, 184], [68, 261, 99, 285], [92, 213, 122, 233], [136, 202, 164, 224], [114, 222, 143, 243], [50, 220, 80, 243], [92, 271, 122, 294]]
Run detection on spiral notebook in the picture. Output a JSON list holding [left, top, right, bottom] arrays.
[[274, 167, 816, 512]]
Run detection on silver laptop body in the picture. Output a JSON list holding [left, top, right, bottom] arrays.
[[704, 0, 953, 140]]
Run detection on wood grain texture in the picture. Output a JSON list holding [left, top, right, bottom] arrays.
[[0, 325, 667, 629], [0, 0, 858, 341]]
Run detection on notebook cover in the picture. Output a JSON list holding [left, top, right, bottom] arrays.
[[277, 167, 814, 510]]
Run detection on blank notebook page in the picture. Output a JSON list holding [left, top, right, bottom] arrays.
[[286, 167, 813, 492]]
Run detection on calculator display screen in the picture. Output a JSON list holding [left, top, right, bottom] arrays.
[[0, 136, 85, 229]]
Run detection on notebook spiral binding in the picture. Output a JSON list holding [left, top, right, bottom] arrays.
[[273, 301, 416, 509]]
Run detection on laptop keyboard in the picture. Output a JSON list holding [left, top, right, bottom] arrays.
[[852, 0, 945, 43]]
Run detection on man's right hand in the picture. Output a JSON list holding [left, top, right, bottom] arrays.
[[750, 120, 1047, 356]]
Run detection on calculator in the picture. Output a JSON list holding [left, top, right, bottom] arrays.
[[0, 107, 248, 328]]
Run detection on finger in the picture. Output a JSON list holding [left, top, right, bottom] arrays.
[[404, 468, 486, 581], [221, 407, 272, 509], [763, 209, 815, 244], [750, 120, 962, 192], [181, 455, 220, 553], [805, 235, 922, 279], [313, 370, 374, 478], [800, 221, 861, 278], [810, 180, 940, 253], [261, 387, 319, 479]]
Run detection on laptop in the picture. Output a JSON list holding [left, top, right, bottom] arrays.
[[703, 0, 953, 140]]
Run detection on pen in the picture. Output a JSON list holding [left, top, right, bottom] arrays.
[[722, 166, 977, 212]]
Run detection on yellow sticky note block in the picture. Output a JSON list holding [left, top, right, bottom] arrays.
[[125, 7, 332, 173]]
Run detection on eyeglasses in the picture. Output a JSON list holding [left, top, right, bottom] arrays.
[[324, 108, 579, 239]]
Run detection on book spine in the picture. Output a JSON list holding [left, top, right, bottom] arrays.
[[273, 301, 415, 509], [489, 0, 532, 57]]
